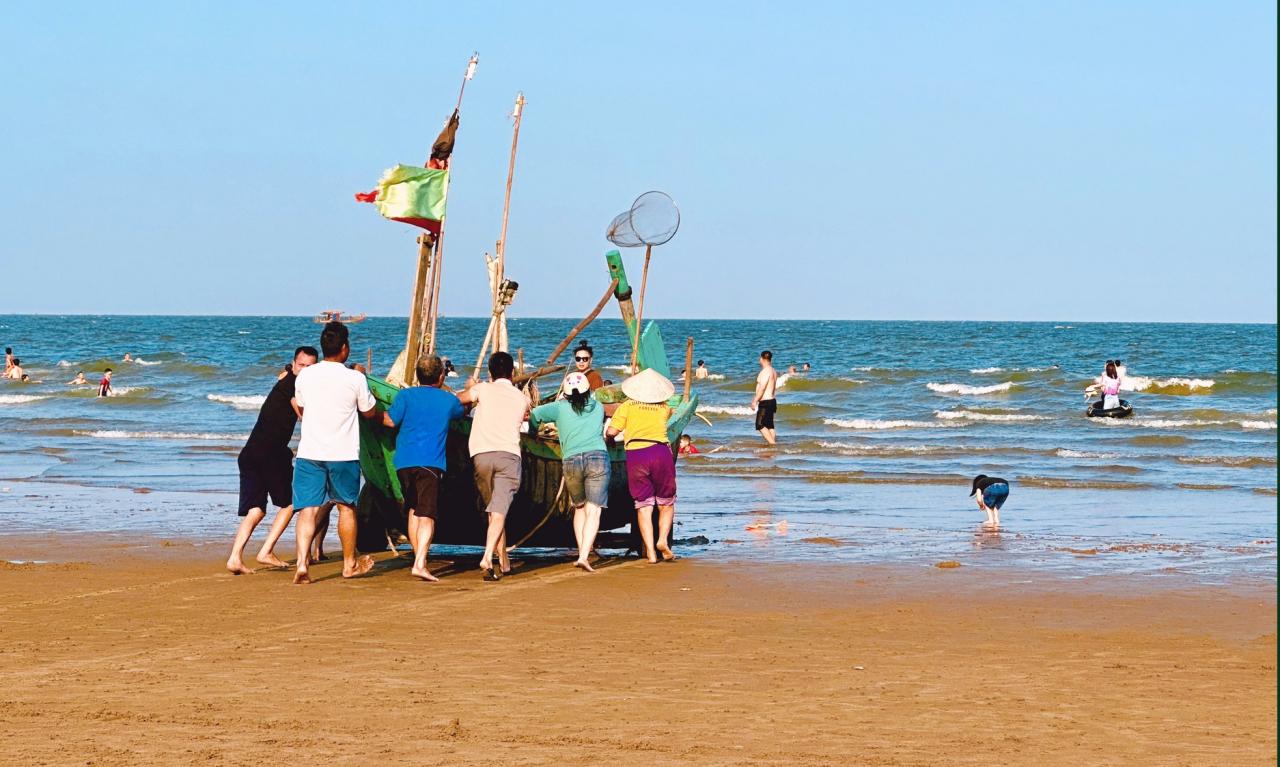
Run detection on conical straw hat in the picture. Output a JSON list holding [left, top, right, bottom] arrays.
[[621, 368, 675, 404]]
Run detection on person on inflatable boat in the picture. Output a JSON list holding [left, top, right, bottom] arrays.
[[1085, 360, 1122, 410]]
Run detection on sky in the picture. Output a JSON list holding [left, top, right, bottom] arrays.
[[1, 2, 1275, 322]]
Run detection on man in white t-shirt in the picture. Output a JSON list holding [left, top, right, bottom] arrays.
[[457, 351, 531, 581], [290, 322, 380, 584]]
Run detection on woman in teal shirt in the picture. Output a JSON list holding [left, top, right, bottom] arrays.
[[529, 372, 610, 572]]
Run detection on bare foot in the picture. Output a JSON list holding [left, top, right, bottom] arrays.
[[410, 565, 439, 582], [226, 558, 254, 575], [657, 544, 677, 562], [574, 559, 596, 573], [255, 551, 288, 569], [292, 568, 312, 585], [342, 554, 375, 578]]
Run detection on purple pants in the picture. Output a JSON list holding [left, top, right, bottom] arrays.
[[625, 442, 677, 509]]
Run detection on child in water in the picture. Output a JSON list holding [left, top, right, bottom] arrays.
[[677, 434, 699, 456], [970, 474, 1009, 528]]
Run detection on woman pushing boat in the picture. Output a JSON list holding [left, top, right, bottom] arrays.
[[607, 368, 678, 563], [529, 372, 611, 572]]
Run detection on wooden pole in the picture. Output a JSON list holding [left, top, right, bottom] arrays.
[[403, 233, 434, 386], [682, 336, 694, 402], [425, 232, 443, 356], [367, 348, 373, 375], [495, 93, 524, 294], [516, 347, 524, 376], [630, 243, 653, 372], [543, 278, 619, 367]]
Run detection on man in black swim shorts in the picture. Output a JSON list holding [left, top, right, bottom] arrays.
[[226, 345, 318, 574], [750, 350, 779, 445]]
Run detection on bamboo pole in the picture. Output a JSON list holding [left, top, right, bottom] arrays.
[[512, 364, 566, 386], [402, 233, 434, 385], [543, 278, 619, 367], [367, 348, 373, 375], [516, 347, 524, 376], [682, 336, 694, 402], [495, 93, 524, 297], [630, 243, 653, 371]]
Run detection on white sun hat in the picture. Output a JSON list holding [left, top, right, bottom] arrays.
[[562, 371, 591, 396], [620, 368, 675, 404]]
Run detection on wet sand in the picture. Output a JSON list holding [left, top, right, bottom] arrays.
[[0, 535, 1274, 766]]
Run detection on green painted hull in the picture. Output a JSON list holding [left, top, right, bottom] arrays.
[[357, 376, 698, 549]]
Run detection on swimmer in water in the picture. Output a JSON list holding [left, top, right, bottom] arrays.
[[694, 360, 709, 380], [98, 368, 113, 397], [4, 358, 25, 381], [123, 353, 133, 363], [67, 371, 88, 385], [677, 434, 699, 456]]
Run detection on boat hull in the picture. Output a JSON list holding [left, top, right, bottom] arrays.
[[356, 375, 698, 549]]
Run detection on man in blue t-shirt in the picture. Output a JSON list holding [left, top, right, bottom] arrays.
[[383, 354, 464, 581]]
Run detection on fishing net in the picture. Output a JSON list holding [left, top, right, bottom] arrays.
[[606, 191, 680, 247]]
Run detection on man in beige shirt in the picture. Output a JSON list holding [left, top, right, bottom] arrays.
[[457, 351, 531, 581]]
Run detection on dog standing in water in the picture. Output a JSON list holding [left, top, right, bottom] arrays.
[[970, 474, 1010, 528]]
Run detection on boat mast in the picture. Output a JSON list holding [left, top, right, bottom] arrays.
[[401, 54, 477, 384], [472, 92, 525, 375]]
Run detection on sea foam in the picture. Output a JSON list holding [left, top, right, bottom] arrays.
[[823, 417, 942, 430], [698, 405, 755, 416], [934, 409, 1045, 422], [926, 381, 1015, 395], [75, 430, 247, 440], [208, 393, 266, 410], [0, 394, 48, 405]]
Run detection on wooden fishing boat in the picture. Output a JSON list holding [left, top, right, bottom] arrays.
[[314, 310, 367, 324], [350, 67, 698, 551], [355, 253, 699, 550]]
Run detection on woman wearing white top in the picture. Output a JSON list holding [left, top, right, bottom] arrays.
[[1085, 360, 1122, 410]]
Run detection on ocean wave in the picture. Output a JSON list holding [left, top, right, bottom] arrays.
[[705, 373, 726, 380], [698, 405, 755, 416], [1097, 417, 1275, 431], [132, 358, 162, 366], [1177, 455, 1276, 468], [1240, 420, 1277, 430], [75, 430, 248, 440], [57, 360, 73, 367], [1055, 448, 1125, 459], [927, 381, 1015, 395], [105, 386, 147, 396], [208, 393, 266, 410], [934, 409, 1045, 422], [823, 417, 944, 430], [0, 394, 48, 405], [1123, 376, 1215, 395]]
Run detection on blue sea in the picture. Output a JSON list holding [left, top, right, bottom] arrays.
[[0, 316, 1274, 582]]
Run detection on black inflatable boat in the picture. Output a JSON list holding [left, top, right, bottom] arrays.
[[1086, 399, 1133, 418]]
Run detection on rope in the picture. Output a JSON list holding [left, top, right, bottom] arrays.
[[506, 476, 566, 553]]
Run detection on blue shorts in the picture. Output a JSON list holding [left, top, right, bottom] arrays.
[[982, 483, 1010, 511], [292, 458, 361, 509], [563, 450, 610, 509]]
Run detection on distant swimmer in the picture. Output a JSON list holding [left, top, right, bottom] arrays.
[[750, 350, 778, 446], [694, 360, 709, 380], [67, 371, 88, 385], [97, 368, 113, 397], [3, 358, 23, 381], [122, 353, 133, 363], [802, 362, 811, 372], [786, 365, 797, 375], [970, 474, 1010, 529], [3, 347, 12, 375], [677, 434, 699, 455]]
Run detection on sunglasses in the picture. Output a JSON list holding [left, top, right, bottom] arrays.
[[574, 356, 591, 362]]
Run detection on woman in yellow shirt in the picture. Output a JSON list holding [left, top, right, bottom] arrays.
[[606, 369, 677, 563]]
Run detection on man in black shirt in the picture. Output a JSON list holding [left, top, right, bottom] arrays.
[[226, 346, 318, 574]]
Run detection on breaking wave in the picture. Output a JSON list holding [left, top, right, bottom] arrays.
[[207, 393, 266, 411], [75, 430, 247, 440], [927, 381, 1015, 395], [935, 409, 1046, 422], [823, 418, 945, 430], [698, 405, 756, 416], [0, 394, 48, 405], [1123, 376, 1215, 395]]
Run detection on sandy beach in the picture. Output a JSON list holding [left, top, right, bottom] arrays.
[[0, 536, 1273, 766]]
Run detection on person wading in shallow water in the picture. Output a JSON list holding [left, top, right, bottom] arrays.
[[382, 354, 464, 582], [290, 322, 380, 585], [750, 350, 778, 445], [226, 345, 318, 574], [970, 474, 1010, 529]]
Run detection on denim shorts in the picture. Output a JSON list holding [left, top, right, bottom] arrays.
[[982, 482, 1010, 511], [563, 450, 610, 509], [292, 458, 361, 509]]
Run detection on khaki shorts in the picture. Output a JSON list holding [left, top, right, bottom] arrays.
[[473, 451, 521, 516]]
